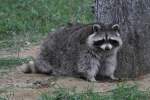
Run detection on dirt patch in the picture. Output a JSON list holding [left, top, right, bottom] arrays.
[[18, 45, 40, 58], [0, 68, 117, 100], [0, 46, 150, 100], [0, 68, 150, 100]]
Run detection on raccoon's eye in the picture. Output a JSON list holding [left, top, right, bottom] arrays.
[[93, 39, 105, 46], [109, 40, 119, 47]]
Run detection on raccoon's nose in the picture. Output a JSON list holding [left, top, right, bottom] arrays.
[[105, 47, 111, 51]]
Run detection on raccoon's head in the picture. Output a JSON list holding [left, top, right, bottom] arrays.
[[87, 23, 123, 52]]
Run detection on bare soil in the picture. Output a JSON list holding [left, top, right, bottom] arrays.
[[0, 46, 150, 100]]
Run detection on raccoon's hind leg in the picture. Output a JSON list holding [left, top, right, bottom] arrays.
[[77, 53, 99, 82], [34, 57, 53, 74]]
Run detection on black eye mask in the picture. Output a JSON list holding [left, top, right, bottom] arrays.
[[93, 39, 119, 47], [93, 39, 105, 46], [109, 40, 119, 47]]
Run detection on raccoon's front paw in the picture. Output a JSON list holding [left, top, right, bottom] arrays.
[[87, 77, 96, 82], [110, 75, 119, 81]]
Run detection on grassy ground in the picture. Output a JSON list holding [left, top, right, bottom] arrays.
[[0, 0, 93, 49], [0, 57, 32, 69], [39, 84, 150, 100]]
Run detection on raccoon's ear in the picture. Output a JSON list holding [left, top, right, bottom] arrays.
[[112, 24, 120, 31], [93, 24, 101, 32]]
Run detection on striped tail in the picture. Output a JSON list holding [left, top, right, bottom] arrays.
[[19, 61, 36, 73]]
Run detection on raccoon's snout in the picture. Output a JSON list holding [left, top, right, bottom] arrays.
[[100, 44, 112, 51], [104, 46, 111, 51]]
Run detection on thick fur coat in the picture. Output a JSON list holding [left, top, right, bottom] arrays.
[[21, 23, 123, 81]]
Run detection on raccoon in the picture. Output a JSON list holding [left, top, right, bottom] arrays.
[[20, 23, 123, 82]]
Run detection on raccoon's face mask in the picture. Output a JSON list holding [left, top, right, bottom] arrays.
[[87, 23, 122, 51]]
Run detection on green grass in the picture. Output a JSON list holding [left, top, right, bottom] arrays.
[[0, 97, 6, 100], [0, 57, 33, 99], [0, 0, 93, 47], [0, 0, 93, 57], [0, 57, 32, 69], [39, 84, 150, 100]]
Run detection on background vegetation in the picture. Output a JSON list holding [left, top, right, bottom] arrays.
[[0, 0, 93, 46]]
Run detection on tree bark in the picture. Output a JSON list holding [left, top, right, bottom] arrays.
[[94, 0, 150, 78]]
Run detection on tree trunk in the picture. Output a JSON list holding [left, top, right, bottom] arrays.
[[94, 0, 150, 78]]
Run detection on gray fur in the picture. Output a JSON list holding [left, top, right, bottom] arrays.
[[22, 23, 123, 81]]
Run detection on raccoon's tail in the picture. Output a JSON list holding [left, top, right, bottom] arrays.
[[19, 61, 37, 73]]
